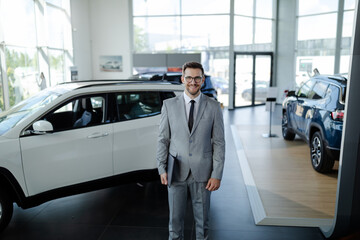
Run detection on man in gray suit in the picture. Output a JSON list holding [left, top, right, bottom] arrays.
[[157, 62, 225, 240]]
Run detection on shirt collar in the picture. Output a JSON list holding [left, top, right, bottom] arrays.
[[183, 92, 202, 104]]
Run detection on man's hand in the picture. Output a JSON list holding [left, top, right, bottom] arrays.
[[160, 173, 168, 185], [206, 178, 221, 191]]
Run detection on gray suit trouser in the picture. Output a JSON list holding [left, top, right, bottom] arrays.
[[168, 172, 211, 240]]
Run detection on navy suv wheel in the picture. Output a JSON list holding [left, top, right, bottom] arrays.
[[310, 131, 335, 173], [282, 112, 296, 140], [0, 189, 13, 232]]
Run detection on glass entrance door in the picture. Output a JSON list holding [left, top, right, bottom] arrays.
[[234, 52, 273, 107], [234, 54, 253, 107]]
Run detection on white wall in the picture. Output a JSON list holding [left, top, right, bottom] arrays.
[[71, 0, 92, 80], [89, 0, 132, 79], [275, 0, 297, 102], [71, 0, 132, 80]]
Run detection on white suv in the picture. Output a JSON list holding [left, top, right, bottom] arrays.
[[0, 80, 183, 232]]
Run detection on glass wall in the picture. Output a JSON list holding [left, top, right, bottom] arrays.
[[5, 47, 39, 105], [296, 0, 355, 87], [132, 0, 230, 52], [132, 0, 276, 107], [0, 0, 73, 110], [234, 0, 274, 51], [341, 0, 356, 74], [0, 66, 3, 111]]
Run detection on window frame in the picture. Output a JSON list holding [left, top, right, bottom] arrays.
[[114, 91, 163, 122], [28, 93, 109, 133], [308, 81, 329, 100], [296, 79, 315, 98]]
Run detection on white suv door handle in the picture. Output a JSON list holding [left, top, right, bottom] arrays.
[[87, 132, 109, 139]]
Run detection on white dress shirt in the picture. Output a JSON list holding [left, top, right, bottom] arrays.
[[183, 92, 202, 122]]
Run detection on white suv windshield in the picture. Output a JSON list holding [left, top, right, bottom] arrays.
[[0, 87, 68, 135]]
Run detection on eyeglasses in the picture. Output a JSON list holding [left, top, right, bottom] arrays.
[[184, 76, 203, 83]]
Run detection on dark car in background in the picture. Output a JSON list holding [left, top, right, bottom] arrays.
[[133, 72, 218, 101], [282, 74, 346, 173]]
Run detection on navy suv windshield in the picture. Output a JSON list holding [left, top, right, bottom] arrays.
[[0, 87, 66, 135]]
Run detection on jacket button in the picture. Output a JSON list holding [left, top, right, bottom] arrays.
[[189, 153, 192, 156], [189, 140, 192, 143]]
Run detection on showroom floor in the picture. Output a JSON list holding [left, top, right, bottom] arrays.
[[1, 105, 327, 240], [232, 124, 338, 225]]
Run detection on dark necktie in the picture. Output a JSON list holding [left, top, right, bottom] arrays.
[[188, 100, 195, 132]]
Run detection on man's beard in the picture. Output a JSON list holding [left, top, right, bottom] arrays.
[[186, 85, 200, 96]]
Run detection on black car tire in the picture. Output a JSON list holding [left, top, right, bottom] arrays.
[[282, 112, 296, 140], [310, 131, 335, 173], [0, 189, 13, 233]]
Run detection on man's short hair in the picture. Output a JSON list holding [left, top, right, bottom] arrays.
[[182, 62, 204, 76]]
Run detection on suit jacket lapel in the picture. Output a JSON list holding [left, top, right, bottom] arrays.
[[190, 94, 207, 136], [177, 93, 190, 134]]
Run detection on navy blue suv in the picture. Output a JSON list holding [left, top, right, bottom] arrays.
[[282, 74, 346, 173]]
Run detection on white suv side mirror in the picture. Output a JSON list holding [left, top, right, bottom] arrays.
[[32, 120, 54, 134]]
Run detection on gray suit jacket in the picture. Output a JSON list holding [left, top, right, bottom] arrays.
[[157, 93, 225, 183]]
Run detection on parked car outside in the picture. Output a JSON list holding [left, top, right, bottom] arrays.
[[241, 80, 269, 102], [133, 72, 218, 101], [0, 80, 183, 232], [211, 77, 229, 94], [282, 74, 346, 173]]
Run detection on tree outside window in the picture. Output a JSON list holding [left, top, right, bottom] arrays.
[[5, 47, 39, 107]]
